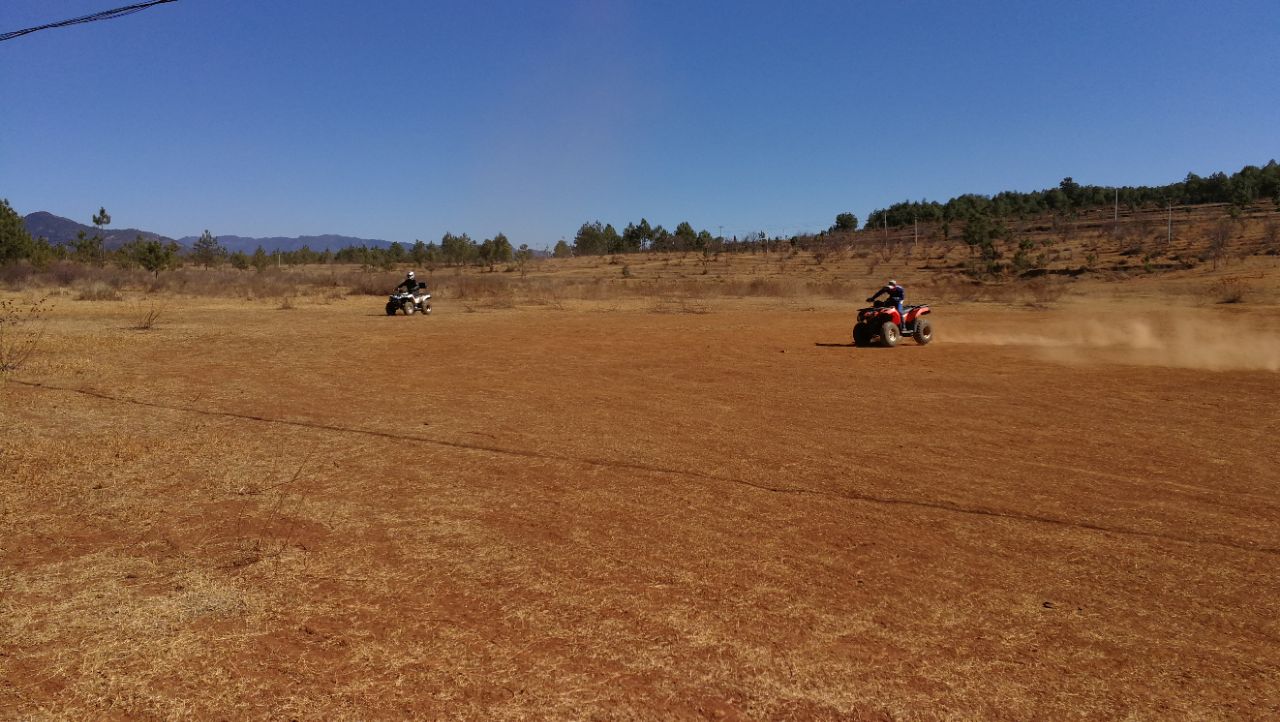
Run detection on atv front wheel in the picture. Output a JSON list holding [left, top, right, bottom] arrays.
[[879, 321, 900, 348], [914, 318, 933, 345], [385, 302, 397, 316], [853, 324, 873, 347]]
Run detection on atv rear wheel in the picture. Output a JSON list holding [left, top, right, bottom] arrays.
[[879, 321, 900, 348], [913, 318, 933, 345], [853, 324, 873, 347]]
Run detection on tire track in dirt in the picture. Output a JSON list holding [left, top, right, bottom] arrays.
[[14, 379, 1280, 558]]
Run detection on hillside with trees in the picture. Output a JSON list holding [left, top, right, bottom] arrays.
[[863, 161, 1280, 229]]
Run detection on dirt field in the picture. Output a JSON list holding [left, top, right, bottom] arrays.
[[3, 278, 1279, 719]]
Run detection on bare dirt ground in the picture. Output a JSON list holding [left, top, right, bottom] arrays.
[[3, 283, 1279, 719]]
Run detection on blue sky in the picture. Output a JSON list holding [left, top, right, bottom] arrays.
[[2, 0, 1277, 247]]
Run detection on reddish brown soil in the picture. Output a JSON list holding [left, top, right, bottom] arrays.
[[2, 294, 1278, 720]]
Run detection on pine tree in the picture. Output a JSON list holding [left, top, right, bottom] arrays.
[[191, 230, 226, 269]]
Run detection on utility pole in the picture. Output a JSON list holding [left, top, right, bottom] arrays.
[[1167, 201, 1173, 246], [913, 218, 918, 253], [1114, 188, 1119, 222]]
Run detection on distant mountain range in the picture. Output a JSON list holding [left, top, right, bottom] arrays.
[[22, 211, 395, 253], [22, 211, 176, 251]]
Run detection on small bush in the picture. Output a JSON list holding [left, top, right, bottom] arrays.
[[1213, 277, 1249, 304], [347, 271, 399, 296], [0, 263, 36, 289], [1, 297, 52, 376], [75, 281, 123, 301], [445, 274, 512, 300]]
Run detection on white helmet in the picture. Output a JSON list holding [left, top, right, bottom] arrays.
[[887, 279, 897, 287], [407, 271, 415, 279]]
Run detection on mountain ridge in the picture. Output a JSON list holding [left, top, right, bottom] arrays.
[[22, 211, 176, 251], [22, 211, 395, 253]]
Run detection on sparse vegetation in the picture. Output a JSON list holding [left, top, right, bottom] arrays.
[[1207, 217, 1236, 270], [1264, 219, 1279, 255]]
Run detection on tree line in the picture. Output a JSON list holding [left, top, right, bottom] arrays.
[[0, 202, 537, 273], [863, 161, 1280, 230], [182, 231, 533, 272], [567, 219, 726, 256]]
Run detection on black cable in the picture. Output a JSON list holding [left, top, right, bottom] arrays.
[[1, 0, 178, 43]]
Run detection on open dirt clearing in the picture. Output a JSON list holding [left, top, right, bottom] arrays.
[[3, 294, 1279, 720]]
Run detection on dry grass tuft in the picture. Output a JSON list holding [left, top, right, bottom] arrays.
[[132, 302, 164, 330]]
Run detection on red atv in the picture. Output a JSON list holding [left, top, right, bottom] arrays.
[[853, 300, 933, 347]]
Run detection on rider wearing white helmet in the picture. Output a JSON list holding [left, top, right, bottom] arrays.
[[395, 270, 421, 293], [867, 279, 906, 321]]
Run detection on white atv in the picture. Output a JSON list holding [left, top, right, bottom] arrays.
[[386, 290, 431, 316]]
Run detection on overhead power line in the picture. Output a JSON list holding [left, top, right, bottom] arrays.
[[0, 0, 178, 43]]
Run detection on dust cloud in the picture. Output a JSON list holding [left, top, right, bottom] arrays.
[[952, 314, 1280, 372]]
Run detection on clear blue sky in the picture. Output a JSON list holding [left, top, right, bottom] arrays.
[[2, 0, 1277, 247]]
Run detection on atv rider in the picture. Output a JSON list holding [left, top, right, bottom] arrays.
[[867, 280, 906, 326], [395, 271, 424, 296]]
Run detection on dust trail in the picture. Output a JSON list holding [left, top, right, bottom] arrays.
[[952, 314, 1280, 372]]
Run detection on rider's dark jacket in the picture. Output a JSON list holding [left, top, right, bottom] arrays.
[[395, 277, 422, 293], [868, 284, 905, 304]]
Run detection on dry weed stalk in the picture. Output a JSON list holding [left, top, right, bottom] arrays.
[[133, 302, 165, 330], [0, 297, 51, 378]]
